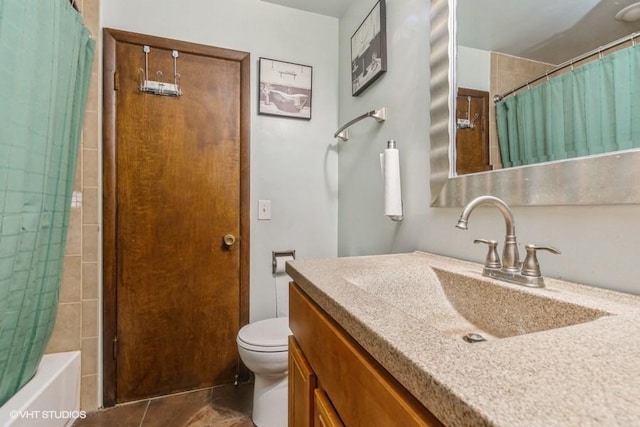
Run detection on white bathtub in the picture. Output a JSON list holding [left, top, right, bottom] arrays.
[[0, 351, 81, 427]]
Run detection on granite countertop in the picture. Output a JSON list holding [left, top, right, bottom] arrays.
[[286, 251, 640, 426]]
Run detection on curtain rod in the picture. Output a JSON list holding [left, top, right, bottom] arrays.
[[494, 32, 640, 102]]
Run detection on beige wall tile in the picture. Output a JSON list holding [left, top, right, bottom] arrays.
[[81, 374, 98, 411], [82, 225, 99, 262], [45, 303, 82, 353], [81, 0, 100, 38], [82, 187, 99, 225], [83, 111, 99, 150], [65, 209, 82, 256], [82, 299, 99, 338], [496, 53, 516, 74], [60, 255, 82, 303], [84, 73, 99, 114], [81, 337, 98, 376], [82, 148, 99, 187], [91, 44, 100, 76], [82, 262, 99, 300], [74, 150, 83, 190]]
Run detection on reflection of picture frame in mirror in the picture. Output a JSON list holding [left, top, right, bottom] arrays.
[[351, 0, 387, 96], [258, 57, 312, 120]]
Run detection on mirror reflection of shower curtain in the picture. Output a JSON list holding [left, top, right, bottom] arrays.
[[0, 0, 94, 406], [496, 43, 640, 168]]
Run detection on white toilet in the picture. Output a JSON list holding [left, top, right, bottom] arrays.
[[237, 316, 292, 427]]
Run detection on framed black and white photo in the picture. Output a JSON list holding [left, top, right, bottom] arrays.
[[351, 0, 387, 96], [258, 57, 312, 120]]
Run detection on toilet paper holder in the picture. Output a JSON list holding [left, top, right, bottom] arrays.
[[272, 250, 296, 274]]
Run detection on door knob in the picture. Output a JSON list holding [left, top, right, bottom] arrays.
[[223, 234, 236, 248]]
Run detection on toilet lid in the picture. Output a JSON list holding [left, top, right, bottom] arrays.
[[237, 317, 291, 352]]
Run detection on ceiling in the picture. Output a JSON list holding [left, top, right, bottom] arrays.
[[261, 0, 640, 65], [458, 0, 640, 64], [260, 0, 351, 18]]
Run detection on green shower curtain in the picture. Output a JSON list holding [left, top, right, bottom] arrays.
[[496, 43, 640, 168], [0, 0, 94, 405]]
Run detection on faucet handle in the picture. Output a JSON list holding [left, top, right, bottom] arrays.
[[473, 239, 501, 269], [521, 244, 561, 277]]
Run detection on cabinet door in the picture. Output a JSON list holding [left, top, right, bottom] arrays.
[[290, 282, 443, 426], [289, 336, 317, 427], [314, 388, 344, 427]]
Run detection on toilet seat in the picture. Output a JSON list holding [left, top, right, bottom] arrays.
[[237, 317, 291, 352]]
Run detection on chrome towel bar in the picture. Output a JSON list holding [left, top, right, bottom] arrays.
[[334, 107, 387, 141]]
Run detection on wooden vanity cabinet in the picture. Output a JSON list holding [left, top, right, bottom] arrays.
[[289, 335, 316, 427], [289, 282, 443, 427], [314, 388, 344, 427]]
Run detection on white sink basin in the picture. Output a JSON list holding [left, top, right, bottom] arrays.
[[342, 257, 609, 341], [432, 267, 609, 339]]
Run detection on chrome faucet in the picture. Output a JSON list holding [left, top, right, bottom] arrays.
[[456, 196, 520, 272], [456, 196, 560, 287]]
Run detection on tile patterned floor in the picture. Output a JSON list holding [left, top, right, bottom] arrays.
[[74, 383, 254, 427]]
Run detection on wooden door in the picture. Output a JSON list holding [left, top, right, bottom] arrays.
[[102, 29, 250, 405], [456, 88, 491, 175]]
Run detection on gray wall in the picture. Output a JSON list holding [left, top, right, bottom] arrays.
[[338, 0, 640, 295]]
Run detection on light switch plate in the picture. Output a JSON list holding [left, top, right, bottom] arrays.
[[258, 199, 272, 220]]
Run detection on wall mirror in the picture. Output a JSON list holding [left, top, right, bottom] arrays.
[[430, 0, 640, 207]]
